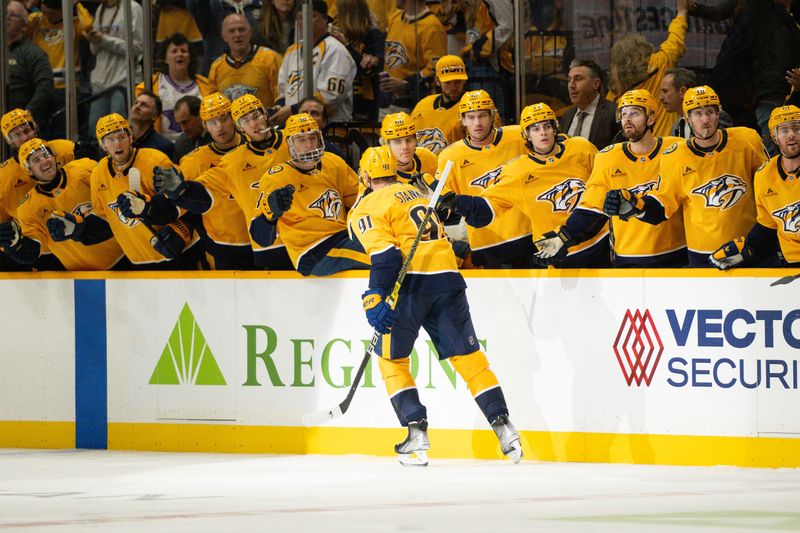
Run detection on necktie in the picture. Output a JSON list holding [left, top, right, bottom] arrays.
[[574, 110, 587, 137]]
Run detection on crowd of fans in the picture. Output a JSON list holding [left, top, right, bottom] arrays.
[[1, 0, 799, 272]]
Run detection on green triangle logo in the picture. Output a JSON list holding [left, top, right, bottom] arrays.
[[149, 303, 226, 385]]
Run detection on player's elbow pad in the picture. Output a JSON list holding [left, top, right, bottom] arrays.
[[369, 247, 403, 292]]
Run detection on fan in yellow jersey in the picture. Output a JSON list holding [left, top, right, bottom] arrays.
[[0, 138, 125, 270], [154, 94, 294, 269], [251, 113, 369, 276], [348, 146, 522, 466], [710, 106, 800, 269], [440, 103, 609, 268], [434, 90, 530, 267], [537, 90, 687, 267], [381, 112, 438, 195], [605, 86, 769, 266], [27, 1, 93, 90], [1, 109, 77, 219], [409, 55, 469, 154], [176, 93, 252, 269], [50, 113, 200, 270]]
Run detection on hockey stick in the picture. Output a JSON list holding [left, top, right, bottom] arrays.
[[301, 161, 454, 426], [771, 273, 800, 287]]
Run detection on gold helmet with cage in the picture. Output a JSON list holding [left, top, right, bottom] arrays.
[[285, 113, 325, 163]]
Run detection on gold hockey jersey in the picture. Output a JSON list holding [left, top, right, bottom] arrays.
[[208, 45, 282, 108], [650, 127, 768, 254], [580, 136, 687, 258], [384, 9, 447, 81], [17, 158, 123, 270], [753, 155, 800, 263]]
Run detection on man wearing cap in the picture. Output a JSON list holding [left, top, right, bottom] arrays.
[[270, 0, 357, 126], [410, 55, 473, 155], [208, 13, 282, 112]]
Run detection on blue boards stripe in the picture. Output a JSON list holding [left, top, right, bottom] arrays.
[[74, 280, 107, 449]]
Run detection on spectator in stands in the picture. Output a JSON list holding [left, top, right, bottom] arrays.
[[6, 1, 55, 129], [410, 55, 469, 154], [660, 68, 733, 138], [271, 0, 357, 125], [26, 0, 93, 138], [154, 0, 203, 58], [332, 0, 386, 121], [461, 0, 514, 121], [607, 0, 688, 137], [129, 91, 176, 161], [136, 33, 215, 142], [173, 95, 210, 161], [208, 13, 282, 111], [84, 0, 143, 132], [256, 0, 296, 54], [298, 96, 349, 163], [380, 0, 447, 115], [561, 59, 619, 150]]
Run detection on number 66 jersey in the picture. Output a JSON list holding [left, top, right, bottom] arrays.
[[348, 181, 464, 294]]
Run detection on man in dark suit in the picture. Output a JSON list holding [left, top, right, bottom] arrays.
[[561, 59, 619, 149]]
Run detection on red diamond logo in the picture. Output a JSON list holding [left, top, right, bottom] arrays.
[[613, 309, 664, 386]]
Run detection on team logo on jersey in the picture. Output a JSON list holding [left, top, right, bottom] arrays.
[[629, 180, 659, 196], [72, 202, 93, 218], [268, 165, 283, 174], [249, 180, 260, 190], [599, 144, 614, 153], [416, 128, 447, 154], [691, 175, 748, 210], [384, 41, 409, 70], [107, 200, 140, 227], [772, 201, 800, 233], [309, 189, 343, 220], [286, 70, 302, 96], [40, 28, 63, 45], [537, 178, 585, 212], [222, 84, 257, 102], [663, 142, 678, 155], [470, 167, 503, 189]]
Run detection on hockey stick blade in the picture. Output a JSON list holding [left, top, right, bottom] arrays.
[[771, 273, 800, 287], [300, 161, 454, 426]]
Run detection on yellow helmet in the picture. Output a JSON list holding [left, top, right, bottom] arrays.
[[18, 138, 53, 173], [230, 94, 264, 124], [520, 103, 558, 132], [768, 105, 800, 139], [459, 89, 495, 115], [200, 92, 232, 122], [682, 85, 721, 117], [436, 55, 468, 82], [285, 113, 324, 163], [359, 146, 397, 181], [381, 112, 416, 140], [95, 113, 131, 144], [616, 89, 656, 121], [284, 113, 321, 137], [1, 108, 35, 143]]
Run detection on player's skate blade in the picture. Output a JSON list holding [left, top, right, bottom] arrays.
[[395, 419, 430, 466], [491, 414, 522, 464]]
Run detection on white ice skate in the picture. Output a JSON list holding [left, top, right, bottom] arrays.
[[491, 414, 522, 464], [395, 419, 430, 467]]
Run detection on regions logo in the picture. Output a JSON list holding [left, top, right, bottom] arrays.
[[691, 174, 747, 210], [416, 128, 447, 154], [772, 201, 800, 233], [470, 167, 503, 189], [384, 41, 409, 70], [150, 303, 226, 385], [309, 189, 343, 220], [536, 178, 585, 212], [613, 309, 664, 387]]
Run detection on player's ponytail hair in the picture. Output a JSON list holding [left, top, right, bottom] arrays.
[[609, 35, 653, 95]]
